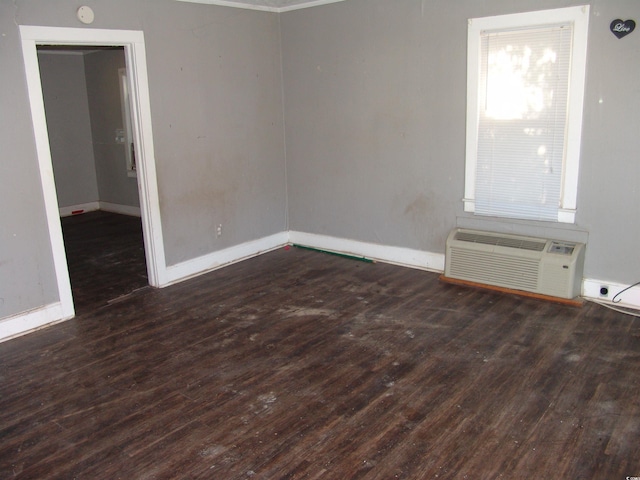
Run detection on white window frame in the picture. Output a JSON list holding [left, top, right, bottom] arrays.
[[118, 67, 137, 177], [464, 6, 590, 224]]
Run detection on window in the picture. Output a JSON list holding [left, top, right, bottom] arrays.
[[118, 67, 137, 177], [464, 6, 590, 223]]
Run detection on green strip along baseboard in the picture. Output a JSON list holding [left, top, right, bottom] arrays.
[[292, 244, 374, 263]]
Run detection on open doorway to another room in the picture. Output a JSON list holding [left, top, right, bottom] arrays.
[[37, 45, 148, 313], [20, 26, 166, 329]]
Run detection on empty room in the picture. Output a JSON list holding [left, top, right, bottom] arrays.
[[1, 0, 639, 478]]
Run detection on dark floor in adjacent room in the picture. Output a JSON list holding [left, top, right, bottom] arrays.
[[60, 211, 148, 313], [1, 212, 639, 479]]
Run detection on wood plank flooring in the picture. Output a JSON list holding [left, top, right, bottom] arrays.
[[1, 213, 639, 479], [60, 211, 148, 314]]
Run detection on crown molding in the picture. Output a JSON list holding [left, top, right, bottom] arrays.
[[175, 0, 348, 13], [279, 0, 346, 12]]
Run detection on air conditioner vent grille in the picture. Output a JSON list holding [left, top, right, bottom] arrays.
[[449, 249, 540, 291], [454, 231, 546, 252]]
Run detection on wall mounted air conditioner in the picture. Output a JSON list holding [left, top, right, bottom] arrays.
[[444, 228, 585, 299]]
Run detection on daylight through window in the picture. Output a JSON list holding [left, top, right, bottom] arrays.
[[464, 6, 590, 223]]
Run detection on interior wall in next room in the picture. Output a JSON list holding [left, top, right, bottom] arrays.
[[84, 48, 140, 211], [37, 50, 99, 210]]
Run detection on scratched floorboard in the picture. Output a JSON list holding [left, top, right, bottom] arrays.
[[1, 213, 639, 479]]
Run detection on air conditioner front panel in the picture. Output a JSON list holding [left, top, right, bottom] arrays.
[[539, 263, 572, 297], [448, 248, 540, 291], [445, 229, 585, 299]]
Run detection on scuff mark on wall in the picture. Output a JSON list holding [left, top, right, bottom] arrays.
[[402, 192, 448, 249], [404, 194, 429, 219]]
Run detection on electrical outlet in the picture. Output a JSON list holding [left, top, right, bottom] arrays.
[[216, 224, 222, 237]]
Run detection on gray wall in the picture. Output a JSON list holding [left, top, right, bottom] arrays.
[[281, 0, 640, 285], [0, 1, 58, 315], [37, 48, 140, 211], [2, 0, 639, 323], [37, 51, 99, 209], [148, 3, 287, 265], [0, 0, 286, 318], [84, 48, 139, 209]]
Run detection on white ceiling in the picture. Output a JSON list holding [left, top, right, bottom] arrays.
[[176, 0, 348, 13]]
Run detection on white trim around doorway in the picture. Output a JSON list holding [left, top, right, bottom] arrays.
[[19, 26, 168, 333]]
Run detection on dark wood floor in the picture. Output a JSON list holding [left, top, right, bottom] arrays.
[[60, 211, 148, 313], [1, 213, 639, 479]]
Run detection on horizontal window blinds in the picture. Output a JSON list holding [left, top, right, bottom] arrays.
[[475, 25, 572, 221]]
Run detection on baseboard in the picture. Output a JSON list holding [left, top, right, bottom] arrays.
[[99, 202, 141, 217], [0, 302, 73, 343], [288, 231, 445, 273], [0, 233, 287, 340], [164, 230, 443, 287], [59, 202, 140, 218], [59, 202, 100, 217], [163, 232, 289, 286], [583, 279, 640, 311], [5, 231, 636, 344]]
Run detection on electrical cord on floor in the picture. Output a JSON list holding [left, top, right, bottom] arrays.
[[586, 298, 640, 318], [612, 280, 640, 304]]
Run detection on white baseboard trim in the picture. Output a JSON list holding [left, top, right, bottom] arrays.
[[163, 232, 289, 286], [99, 202, 141, 217], [6, 230, 637, 344], [288, 231, 445, 273], [59, 202, 141, 218], [0, 233, 287, 341], [583, 279, 640, 311], [0, 302, 73, 343], [59, 202, 100, 217]]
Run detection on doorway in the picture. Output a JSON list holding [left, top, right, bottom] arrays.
[[20, 26, 167, 321], [37, 45, 148, 312]]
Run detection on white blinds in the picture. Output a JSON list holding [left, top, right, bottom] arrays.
[[475, 24, 572, 221]]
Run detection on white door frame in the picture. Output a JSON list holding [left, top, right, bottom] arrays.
[[20, 26, 168, 321]]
